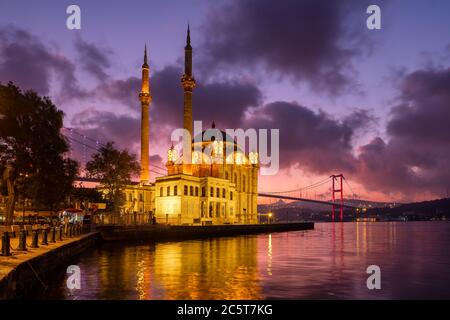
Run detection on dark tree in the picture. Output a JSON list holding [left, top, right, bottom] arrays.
[[0, 82, 78, 224], [70, 186, 104, 209], [85, 142, 139, 212]]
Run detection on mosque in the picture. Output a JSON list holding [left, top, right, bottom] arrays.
[[120, 27, 259, 225]]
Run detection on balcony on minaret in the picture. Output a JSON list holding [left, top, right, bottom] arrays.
[[139, 91, 151, 105], [181, 75, 196, 92]]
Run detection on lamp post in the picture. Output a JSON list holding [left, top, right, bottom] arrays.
[[268, 211, 273, 224]]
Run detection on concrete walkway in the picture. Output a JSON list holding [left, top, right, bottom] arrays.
[[0, 232, 95, 282]]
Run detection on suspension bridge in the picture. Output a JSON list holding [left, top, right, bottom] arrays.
[[62, 127, 373, 222]]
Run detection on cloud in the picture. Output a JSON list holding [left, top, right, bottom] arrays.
[[0, 25, 84, 100], [94, 77, 140, 108], [101, 65, 263, 130], [68, 108, 167, 175], [244, 101, 371, 173], [70, 108, 140, 152], [199, 0, 373, 95], [355, 67, 450, 197], [74, 37, 113, 81]]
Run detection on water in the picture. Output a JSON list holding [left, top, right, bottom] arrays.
[[41, 222, 450, 299]]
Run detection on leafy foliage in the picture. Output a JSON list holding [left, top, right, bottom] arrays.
[[85, 142, 139, 212], [0, 82, 78, 220]]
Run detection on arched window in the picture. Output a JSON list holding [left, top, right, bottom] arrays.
[[195, 187, 199, 196], [190, 186, 194, 196], [210, 187, 214, 197], [216, 187, 220, 198], [234, 173, 237, 184], [139, 193, 143, 202], [222, 188, 226, 198], [174, 185, 178, 196], [242, 175, 246, 192], [230, 192, 233, 201], [184, 185, 188, 195], [225, 171, 229, 180], [202, 187, 206, 197], [160, 187, 163, 197], [167, 186, 170, 196]]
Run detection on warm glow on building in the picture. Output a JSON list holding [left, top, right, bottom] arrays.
[[117, 26, 259, 225]]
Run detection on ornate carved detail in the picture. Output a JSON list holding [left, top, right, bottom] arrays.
[[139, 92, 152, 105], [181, 75, 196, 92]]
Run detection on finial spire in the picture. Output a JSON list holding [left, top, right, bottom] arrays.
[[185, 24, 191, 49], [144, 44, 147, 63], [143, 44, 149, 68], [212, 120, 216, 129]]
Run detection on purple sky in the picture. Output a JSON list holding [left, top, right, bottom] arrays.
[[1, 0, 450, 202]]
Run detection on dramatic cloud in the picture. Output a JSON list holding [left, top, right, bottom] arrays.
[[355, 67, 450, 197], [244, 102, 372, 173], [70, 108, 140, 152], [68, 109, 165, 172], [0, 25, 84, 100], [94, 77, 140, 108], [200, 0, 373, 94], [152, 65, 262, 128], [74, 37, 113, 81]]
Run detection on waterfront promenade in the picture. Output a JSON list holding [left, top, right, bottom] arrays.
[[1, 232, 90, 279], [0, 227, 99, 298], [0, 222, 313, 298]]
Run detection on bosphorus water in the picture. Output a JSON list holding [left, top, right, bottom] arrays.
[[40, 222, 450, 299]]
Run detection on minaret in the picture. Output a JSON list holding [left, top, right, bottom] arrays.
[[181, 24, 196, 138], [139, 45, 151, 184]]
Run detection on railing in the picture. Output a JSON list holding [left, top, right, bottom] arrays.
[[1, 222, 89, 257], [94, 212, 154, 226]]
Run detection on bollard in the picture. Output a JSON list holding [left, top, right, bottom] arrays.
[[18, 230, 27, 251], [41, 228, 48, 245], [50, 227, 56, 243], [1, 232, 12, 256], [31, 229, 39, 248]]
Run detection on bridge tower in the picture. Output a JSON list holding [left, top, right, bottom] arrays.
[[331, 174, 344, 222]]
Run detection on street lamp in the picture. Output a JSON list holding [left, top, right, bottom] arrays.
[[268, 211, 273, 224]]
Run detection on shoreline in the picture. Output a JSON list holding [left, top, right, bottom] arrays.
[[0, 232, 100, 299], [97, 222, 315, 241], [0, 222, 313, 299]]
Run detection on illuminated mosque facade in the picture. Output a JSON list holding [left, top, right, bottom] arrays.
[[121, 26, 259, 225]]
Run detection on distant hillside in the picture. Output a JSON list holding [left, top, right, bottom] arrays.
[[257, 198, 450, 222], [258, 198, 397, 213], [365, 198, 450, 220]]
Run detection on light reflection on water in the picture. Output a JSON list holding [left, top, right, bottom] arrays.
[[42, 222, 450, 299]]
